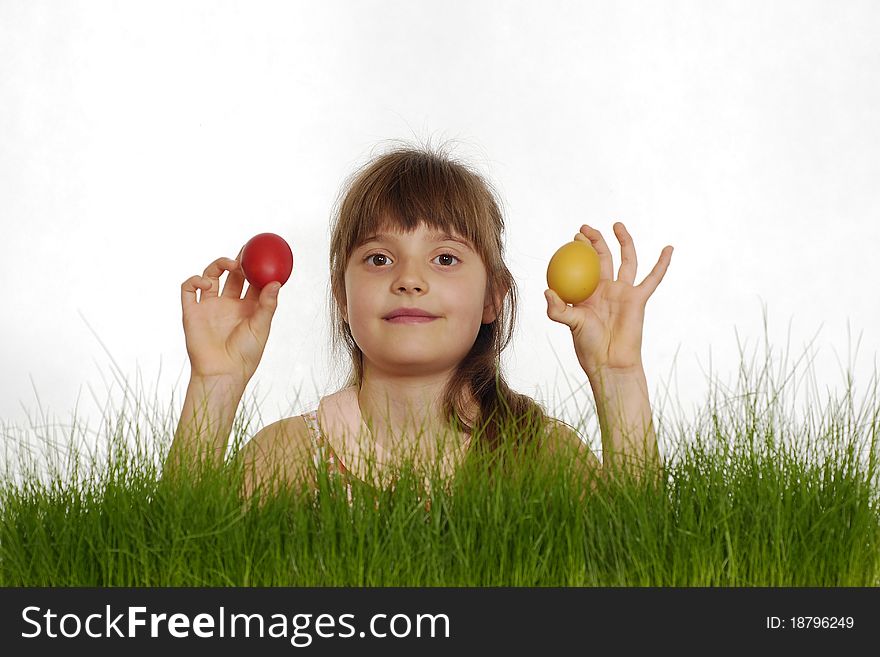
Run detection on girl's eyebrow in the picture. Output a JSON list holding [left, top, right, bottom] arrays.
[[358, 232, 473, 250]]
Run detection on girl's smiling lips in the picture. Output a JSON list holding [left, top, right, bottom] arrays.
[[383, 307, 440, 323], [385, 316, 438, 324]]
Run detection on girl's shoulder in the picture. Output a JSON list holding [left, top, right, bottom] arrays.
[[234, 414, 317, 500], [239, 415, 313, 463], [542, 417, 601, 468], [543, 416, 582, 442]]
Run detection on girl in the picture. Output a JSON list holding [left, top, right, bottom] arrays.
[[166, 141, 674, 505]]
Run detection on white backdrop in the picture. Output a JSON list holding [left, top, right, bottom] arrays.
[[2, 1, 878, 473]]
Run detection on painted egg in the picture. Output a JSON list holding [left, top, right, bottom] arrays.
[[240, 233, 294, 289], [546, 240, 600, 304]]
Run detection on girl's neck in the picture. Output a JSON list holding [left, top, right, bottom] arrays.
[[356, 372, 472, 458]]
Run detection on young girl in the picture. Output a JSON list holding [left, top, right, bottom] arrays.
[[166, 141, 674, 504]]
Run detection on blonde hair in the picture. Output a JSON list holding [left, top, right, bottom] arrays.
[[327, 138, 548, 457]]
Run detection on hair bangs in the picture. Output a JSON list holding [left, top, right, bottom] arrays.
[[343, 150, 491, 265]]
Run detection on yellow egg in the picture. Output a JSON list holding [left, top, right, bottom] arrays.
[[546, 240, 601, 304]]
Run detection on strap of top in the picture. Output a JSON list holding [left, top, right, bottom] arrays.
[[302, 408, 349, 475]]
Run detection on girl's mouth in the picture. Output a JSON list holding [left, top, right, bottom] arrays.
[[385, 316, 438, 324]]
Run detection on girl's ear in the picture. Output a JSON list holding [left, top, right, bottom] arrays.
[[481, 283, 507, 324]]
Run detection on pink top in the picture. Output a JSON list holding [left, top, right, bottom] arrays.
[[301, 385, 395, 482]]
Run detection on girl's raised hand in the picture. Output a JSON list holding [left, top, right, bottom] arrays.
[[544, 222, 673, 377], [180, 249, 282, 384]]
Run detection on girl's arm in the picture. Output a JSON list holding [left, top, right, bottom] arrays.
[[544, 222, 673, 485], [169, 251, 283, 482], [164, 375, 247, 481], [588, 365, 662, 483]]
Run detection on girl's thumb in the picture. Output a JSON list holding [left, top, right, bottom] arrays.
[[261, 282, 280, 309], [251, 283, 280, 334], [545, 289, 571, 327], [244, 283, 277, 342]]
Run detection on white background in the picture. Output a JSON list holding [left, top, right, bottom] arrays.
[[2, 1, 878, 472]]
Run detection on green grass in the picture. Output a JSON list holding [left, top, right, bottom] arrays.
[[2, 325, 878, 586]]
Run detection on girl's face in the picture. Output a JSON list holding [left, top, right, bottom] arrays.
[[342, 221, 499, 376]]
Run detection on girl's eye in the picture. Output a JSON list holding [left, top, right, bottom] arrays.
[[363, 253, 461, 267], [435, 253, 461, 267]]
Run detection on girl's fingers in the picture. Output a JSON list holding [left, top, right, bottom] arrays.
[[222, 258, 246, 299], [613, 222, 638, 286], [181, 275, 210, 309], [636, 246, 674, 300], [578, 224, 614, 281], [200, 257, 239, 299]]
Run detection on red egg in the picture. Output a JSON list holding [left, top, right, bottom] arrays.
[[240, 233, 294, 289]]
